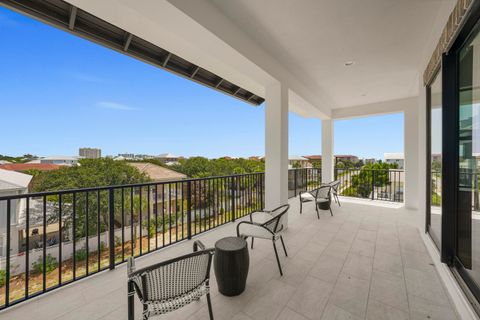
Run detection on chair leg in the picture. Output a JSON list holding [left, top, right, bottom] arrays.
[[300, 199, 303, 213], [315, 204, 320, 219], [251, 237, 255, 249], [280, 235, 288, 256], [128, 281, 135, 320], [336, 194, 341, 207], [329, 205, 333, 216], [207, 293, 214, 320], [273, 240, 283, 276]]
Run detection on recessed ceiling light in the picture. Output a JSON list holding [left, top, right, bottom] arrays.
[[344, 61, 355, 66]]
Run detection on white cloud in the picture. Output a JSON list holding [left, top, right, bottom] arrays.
[[96, 101, 136, 111]]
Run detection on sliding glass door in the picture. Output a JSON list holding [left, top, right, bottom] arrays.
[[456, 29, 480, 286]]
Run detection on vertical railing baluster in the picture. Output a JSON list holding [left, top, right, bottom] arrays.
[[162, 184, 165, 245], [58, 194, 62, 285], [147, 185, 151, 252], [85, 192, 89, 275], [168, 183, 172, 243], [42, 196, 46, 292], [139, 187, 142, 254], [25, 197, 30, 298], [96, 190, 100, 271], [73, 192, 77, 280], [6, 199, 11, 306], [231, 176, 236, 222], [130, 187, 134, 257], [109, 188, 115, 270], [155, 185, 159, 248], [187, 181, 192, 240], [121, 188, 125, 262], [175, 183, 178, 240]]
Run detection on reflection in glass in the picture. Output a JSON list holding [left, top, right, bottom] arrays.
[[457, 31, 480, 285], [430, 72, 442, 249]]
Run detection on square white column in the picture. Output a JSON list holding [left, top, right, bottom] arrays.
[[265, 82, 289, 211], [322, 119, 334, 183], [404, 104, 419, 209]]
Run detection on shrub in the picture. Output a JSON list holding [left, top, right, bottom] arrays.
[[74, 248, 88, 261], [32, 254, 58, 274], [0, 270, 5, 287]]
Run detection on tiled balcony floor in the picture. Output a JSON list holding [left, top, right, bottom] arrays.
[[2, 197, 458, 320]]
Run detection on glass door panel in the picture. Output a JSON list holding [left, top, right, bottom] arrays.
[[429, 72, 442, 248]]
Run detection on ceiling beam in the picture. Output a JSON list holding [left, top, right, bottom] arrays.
[[123, 33, 133, 51], [162, 52, 172, 67], [215, 79, 223, 88], [68, 6, 77, 30], [190, 66, 200, 78]]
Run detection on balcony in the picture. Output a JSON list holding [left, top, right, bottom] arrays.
[[1, 194, 456, 320]]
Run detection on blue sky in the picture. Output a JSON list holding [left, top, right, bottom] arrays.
[[0, 7, 403, 160]]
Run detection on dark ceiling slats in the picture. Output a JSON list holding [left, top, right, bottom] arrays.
[[0, 0, 264, 106]]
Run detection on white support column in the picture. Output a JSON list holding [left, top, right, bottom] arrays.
[[404, 104, 420, 210], [265, 82, 289, 211], [322, 119, 334, 183]]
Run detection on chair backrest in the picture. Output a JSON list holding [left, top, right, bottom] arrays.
[[262, 204, 290, 234], [312, 185, 331, 199], [329, 180, 340, 191], [128, 249, 214, 303]]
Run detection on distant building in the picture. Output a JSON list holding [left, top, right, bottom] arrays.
[[248, 156, 261, 161], [128, 162, 187, 182], [335, 155, 359, 163], [118, 153, 135, 160], [0, 169, 32, 256], [0, 163, 62, 172], [364, 158, 377, 165], [384, 153, 404, 169], [303, 155, 321, 165], [156, 153, 181, 165], [36, 156, 80, 166], [289, 155, 310, 169], [79, 148, 101, 159], [432, 153, 442, 163], [0, 160, 11, 165]]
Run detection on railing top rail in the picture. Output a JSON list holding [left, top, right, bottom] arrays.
[[0, 171, 266, 201]]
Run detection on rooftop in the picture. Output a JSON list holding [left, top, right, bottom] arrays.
[[0, 163, 62, 172], [0, 168, 32, 191], [127, 162, 187, 182]]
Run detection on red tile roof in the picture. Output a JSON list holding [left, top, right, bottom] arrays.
[[0, 163, 62, 172], [303, 155, 322, 160]]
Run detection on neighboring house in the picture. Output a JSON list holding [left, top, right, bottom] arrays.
[[79, 148, 101, 159], [117, 153, 135, 160], [384, 153, 404, 169], [248, 156, 261, 161], [113, 156, 126, 161], [0, 163, 62, 172], [35, 156, 81, 166], [156, 153, 181, 166], [0, 160, 11, 165], [289, 155, 310, 169], [335, 155, 359, 164], [0, 169, 32, 257], [303, 155, 322, 167], [128, 162, 187, 182], [364, 158, 377, 165]]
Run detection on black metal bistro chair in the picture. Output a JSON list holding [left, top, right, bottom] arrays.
[[328, 180, 341, 207], [127, 241, 215, 320], [236, 204, 290, 276], [299, 185, 333, 218]]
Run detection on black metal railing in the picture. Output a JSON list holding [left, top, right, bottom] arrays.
[[0, 167, 404, 308], [0, 172, 268, 309], [335, 168, 404, 202], [288, 168, 322, 198]]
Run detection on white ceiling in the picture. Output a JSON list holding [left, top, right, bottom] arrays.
[[208, 0, 455, 108]]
